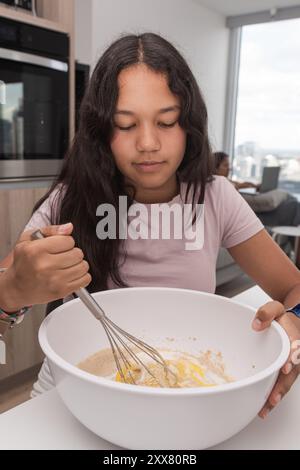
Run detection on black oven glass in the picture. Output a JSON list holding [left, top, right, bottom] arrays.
[[0, 59, 69, 159]]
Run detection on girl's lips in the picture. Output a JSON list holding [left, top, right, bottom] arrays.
[[133, 162, 165, 173]]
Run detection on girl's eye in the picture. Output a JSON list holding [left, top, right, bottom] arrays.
[[116, 124, 136, 131], [159, 121, 178, 128], [115, 121, 178, 131]]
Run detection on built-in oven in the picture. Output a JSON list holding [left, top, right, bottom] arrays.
[[0, 17, 69, 179]]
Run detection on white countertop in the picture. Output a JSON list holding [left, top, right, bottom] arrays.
[[1, 286, 299, 450]]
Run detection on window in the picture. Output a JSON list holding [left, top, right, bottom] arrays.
[[232, 18, 300, 193]]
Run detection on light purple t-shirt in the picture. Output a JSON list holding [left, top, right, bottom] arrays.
[[24, 176, 264, 294]]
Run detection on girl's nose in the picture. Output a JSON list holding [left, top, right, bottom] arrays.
[[136, 125, 161, 153]]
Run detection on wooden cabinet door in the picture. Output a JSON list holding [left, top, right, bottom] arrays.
[[0, 187, 49, 381]]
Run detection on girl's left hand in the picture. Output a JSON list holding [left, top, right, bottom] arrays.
[[252, 301, 300, 419]]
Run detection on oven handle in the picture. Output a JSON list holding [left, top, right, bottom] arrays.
[[0, 47, 68, 72]]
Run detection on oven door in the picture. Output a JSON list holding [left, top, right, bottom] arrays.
[[0, 48, 69, 179]]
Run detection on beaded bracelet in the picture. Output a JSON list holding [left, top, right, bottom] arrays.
[[0, 306, 32, 323]]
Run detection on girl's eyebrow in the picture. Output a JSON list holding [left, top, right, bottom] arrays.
[[115, 105, 181, 116]]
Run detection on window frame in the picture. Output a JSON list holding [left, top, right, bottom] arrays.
[[223, 5, 300, 165]]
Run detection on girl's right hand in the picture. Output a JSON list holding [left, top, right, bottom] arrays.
[[1, 223, 92, 311]]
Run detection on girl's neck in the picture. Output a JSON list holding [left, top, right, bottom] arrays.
[[127, 175, 180, 204]]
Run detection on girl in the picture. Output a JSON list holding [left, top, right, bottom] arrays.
[[0, 33, 299, 419]]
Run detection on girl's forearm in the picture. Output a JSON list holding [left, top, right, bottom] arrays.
[[283, 283, 300, 309]]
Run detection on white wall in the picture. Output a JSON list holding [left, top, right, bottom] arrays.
[[75, 0, 229, 149], [75, 0, 93, 65]]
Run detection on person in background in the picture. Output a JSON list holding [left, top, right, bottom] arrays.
[[214, 152, 300, 268], [214, 151, 259, 190]]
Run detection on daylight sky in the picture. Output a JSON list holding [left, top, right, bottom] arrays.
[[235, 17, 300, 152]]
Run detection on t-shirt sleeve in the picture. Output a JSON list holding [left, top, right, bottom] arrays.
[[23, 186, 63, 232], [219, 177, 264, 248]]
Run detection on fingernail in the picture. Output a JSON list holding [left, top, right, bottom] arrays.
[[58, 223, 72, 234], [284, 363, 292, 374], [273, 393, 282, 405], [261, 408, 269, 419], [252, 318, 262, 330]]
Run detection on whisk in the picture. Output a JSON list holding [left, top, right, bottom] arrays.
[[31, 229, 177, 387]]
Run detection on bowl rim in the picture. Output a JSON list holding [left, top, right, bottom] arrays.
[[39, 287, 291, 396]]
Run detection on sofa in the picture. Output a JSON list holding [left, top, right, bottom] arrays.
[[216, 191, 300, 287]]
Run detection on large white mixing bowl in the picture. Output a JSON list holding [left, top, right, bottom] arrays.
[[39, 287, 290, 449]]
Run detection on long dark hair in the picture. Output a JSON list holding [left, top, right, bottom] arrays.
[[33, 33, 214, 293]]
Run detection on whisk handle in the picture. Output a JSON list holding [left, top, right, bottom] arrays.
[[30, 229, 106, 322], [75, 287, 106, 321]]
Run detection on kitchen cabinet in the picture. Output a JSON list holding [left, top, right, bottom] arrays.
[[0, 186, 50, 381]]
